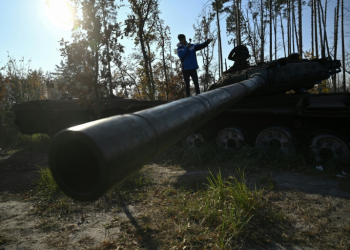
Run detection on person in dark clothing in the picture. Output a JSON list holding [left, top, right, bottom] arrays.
[[228, 45, 250, 70], [177, 34, 213, 97]]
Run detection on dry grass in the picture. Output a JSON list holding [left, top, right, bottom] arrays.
[[266, 191, 350, 249], [22, 144, 350, 249]]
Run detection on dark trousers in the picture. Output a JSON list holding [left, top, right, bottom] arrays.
[[183, 69, 200, 97]]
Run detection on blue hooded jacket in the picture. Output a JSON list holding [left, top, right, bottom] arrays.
[[177, 41, 210, 71]]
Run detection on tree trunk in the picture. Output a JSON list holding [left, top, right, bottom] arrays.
[[161, 41, 169, 100], [269, 0, 272, 62], [298, 0, 302, 58], [287, 0, 291, 55], [319, 0, 330, 57], [121, 73, 129, 98], [246, 9, 258, 64], [236, 0, 241, 46], [333, 0, 340, 92], [317, 0, 324, 58], [293, 6, 299, 52], [280, 13, 286, 58], [292, 0, 295, 53], [274, 7, 277, 60], [158, 22, 169, 100], [311, 0, 314, 57], [334, 0, 340, 61], [234, 0, 238, 45], [260, 0, 264, 62], [146, 41, 155, 99], [138, 19, 153, 100], [341, 0, 346, 92], [102, 7, 114, 97], [94, 47, 101, 118], [106, 42, 113, 96], [205, 47, 209, 91], [314, 0, 318, 58], [215, 0, 223, 76]]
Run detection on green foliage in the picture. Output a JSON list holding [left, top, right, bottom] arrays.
[[199, 169, 264, 247], [14, 134, 51, 152], [0, 54, 50, 106], [57, 0, 124, 106], [35, 166, 60, 199], [165, 168, 282, 249]]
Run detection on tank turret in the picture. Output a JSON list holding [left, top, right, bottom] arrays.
[[48, 55, 344, 202], [210, 53, 341, 95]]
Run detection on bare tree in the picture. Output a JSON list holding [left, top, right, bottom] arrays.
[[341, 0, 346, 92], [292, 0, 296, 53], [269, 0, 272, 61], [311, 0, 314, 57], [314, 0, 319, 58], [319, 0, 330, 57], [234, 0, 242, 46], [260, 0, 265, 62], [288, 0, 292, 55], [193, 11, 216, 91], [317, 0, 325, 58], [332, 0, 340, 92], [280, 12, 287, 57], [212, 0, 226, 77], [298, 0, 302, 57]]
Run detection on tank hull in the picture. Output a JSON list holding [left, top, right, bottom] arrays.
[[14, 98, 167, 136], [202, 93, 350, 145]]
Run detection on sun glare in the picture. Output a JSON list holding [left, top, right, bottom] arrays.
[[44, 0, 73, 30]]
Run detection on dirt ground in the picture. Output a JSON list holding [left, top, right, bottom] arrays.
[[0, 150, 350, 250]]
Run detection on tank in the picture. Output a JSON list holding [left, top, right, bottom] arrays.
[[14, 97, 167, 136], [196, 54, 349, 167], [48, 54, 346, 202]]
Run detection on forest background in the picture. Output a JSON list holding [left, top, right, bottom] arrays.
[[0, 0, 350, 133]]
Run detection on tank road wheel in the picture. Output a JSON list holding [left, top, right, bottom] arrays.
[[183, 133, 204, 148], [256, 127, 294, 155], [309, 134, 350, 165], [216, 127, 245, 150]]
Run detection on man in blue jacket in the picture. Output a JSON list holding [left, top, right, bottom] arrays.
[[177, 34, 213, 97]]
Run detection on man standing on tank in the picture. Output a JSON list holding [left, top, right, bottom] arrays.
[[177, 34, 213, 97]]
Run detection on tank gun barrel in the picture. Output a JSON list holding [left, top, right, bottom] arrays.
[[49, 75, 266, 202]]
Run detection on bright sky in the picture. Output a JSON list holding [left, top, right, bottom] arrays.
[[0, 0, 346, 74]]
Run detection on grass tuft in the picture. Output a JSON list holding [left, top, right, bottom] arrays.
[[197, 169, 268, 247], [165, 168, 283, 249], [35, 165, 60, 199], [15, 134, 51, 152]]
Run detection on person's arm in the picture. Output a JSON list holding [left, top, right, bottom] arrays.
[[228, 47, 236, 61], [194, 39, 213, 51]]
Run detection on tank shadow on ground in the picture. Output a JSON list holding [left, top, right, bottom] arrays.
[[170, 168, 350, 199], [0, 151, 48, 194], [269, 171, 350, 199]]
